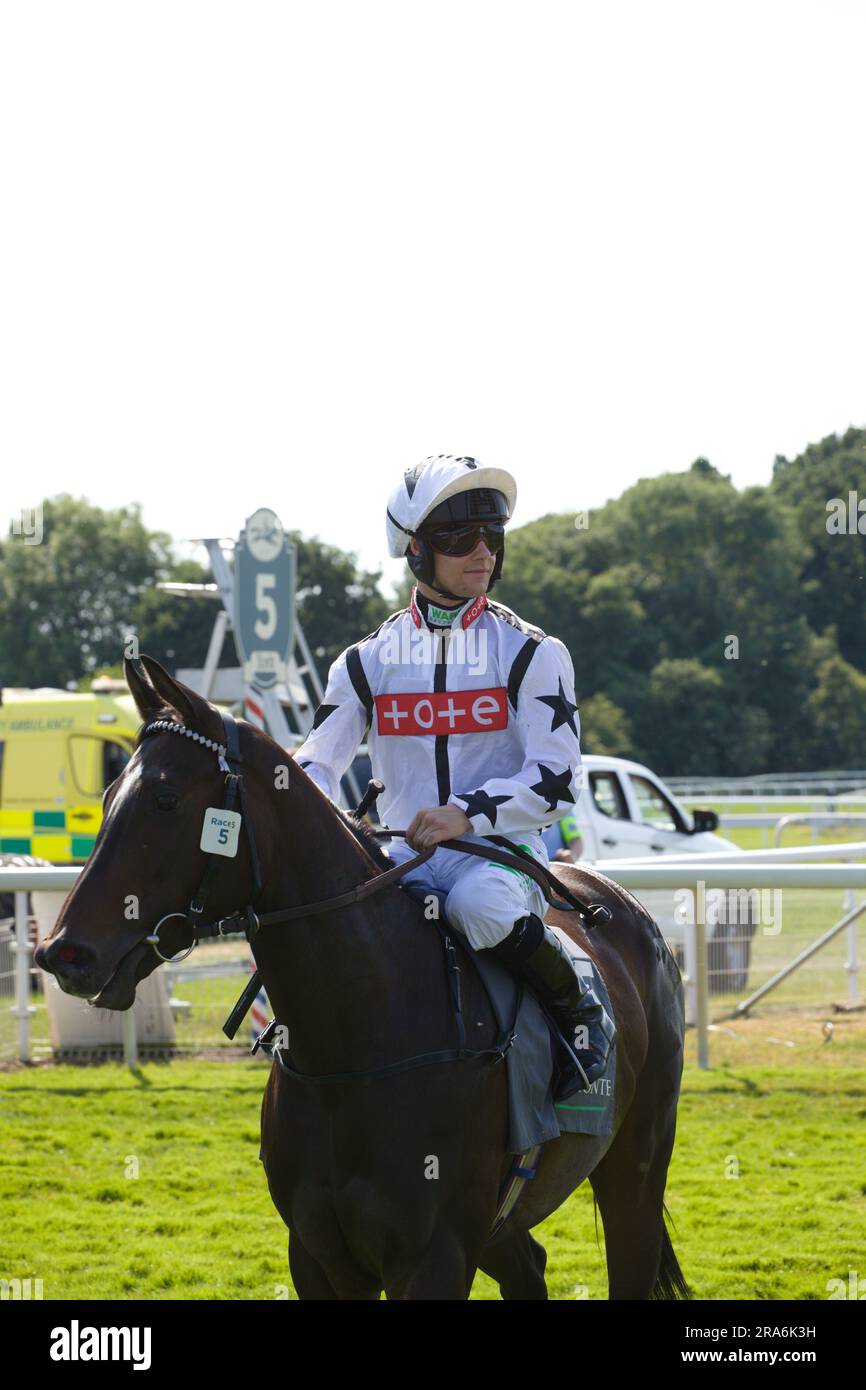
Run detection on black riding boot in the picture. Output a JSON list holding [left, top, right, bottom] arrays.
[[489, 914, 616, 1100]]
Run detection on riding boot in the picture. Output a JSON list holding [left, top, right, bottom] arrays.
[[489, 913, 616, 1100]]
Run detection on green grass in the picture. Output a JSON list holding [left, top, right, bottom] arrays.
[[2, 817, 862, 1298], [702, 886, 862, 1016], [1, 1053, 864, 1300]]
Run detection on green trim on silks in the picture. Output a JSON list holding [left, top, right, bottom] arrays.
[[428, 604, 457, 626], [491, 842, 535, 888]]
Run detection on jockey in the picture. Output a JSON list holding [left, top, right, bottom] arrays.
[[293, 455, 615, 1096]]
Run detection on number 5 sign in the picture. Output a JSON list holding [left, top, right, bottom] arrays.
[[233, 508, 295, 690]]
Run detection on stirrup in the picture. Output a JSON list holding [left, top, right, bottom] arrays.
[[551, 1037, 592, 1098]]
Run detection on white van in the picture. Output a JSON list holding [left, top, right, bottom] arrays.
[[567, 754, 736, 861]]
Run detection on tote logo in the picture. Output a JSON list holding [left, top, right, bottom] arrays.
[[49, 1321, 152, 1370], [375, 688, 508, 736]]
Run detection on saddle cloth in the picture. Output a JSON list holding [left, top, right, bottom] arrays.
[[404, 886, 617, 1153]]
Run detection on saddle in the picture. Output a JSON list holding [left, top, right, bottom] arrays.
[[398, 878, 595, 1094]]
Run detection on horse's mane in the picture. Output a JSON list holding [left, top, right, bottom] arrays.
[[332, 803, 393, 870]]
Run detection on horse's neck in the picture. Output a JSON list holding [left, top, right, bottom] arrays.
[[252, 768, 441, 1075], [256, 766, 382, 908]]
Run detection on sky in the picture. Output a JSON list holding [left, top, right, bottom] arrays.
[[2, 1, 864, 601]]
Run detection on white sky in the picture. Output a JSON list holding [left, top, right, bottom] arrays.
[[2, 1, 864, 601]]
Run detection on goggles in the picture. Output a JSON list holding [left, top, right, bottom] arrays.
[[422, 521, 506, 557]]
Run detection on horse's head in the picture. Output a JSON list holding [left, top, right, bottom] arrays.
[[34, 655, 265, 1010]]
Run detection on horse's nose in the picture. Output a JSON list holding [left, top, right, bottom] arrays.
[[37, 937, 101, 993]]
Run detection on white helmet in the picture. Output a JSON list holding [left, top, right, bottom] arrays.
[[385, 455, 517, 557]]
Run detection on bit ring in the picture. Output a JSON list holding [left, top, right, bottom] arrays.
[[145, 912, 197, 964]]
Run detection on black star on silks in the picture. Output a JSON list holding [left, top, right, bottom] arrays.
[[312, 703, 338, 729], [460, 787, 513, 827], [535, 678, 579, 737], [530, 763, 575, 812]]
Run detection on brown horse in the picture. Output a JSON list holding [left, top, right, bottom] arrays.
[[35, 656, 690, 1300]]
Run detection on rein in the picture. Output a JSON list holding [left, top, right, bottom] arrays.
[[137, 710, 611, 1066]]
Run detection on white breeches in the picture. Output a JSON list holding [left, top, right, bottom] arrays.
[[384, 831, 550, 950]]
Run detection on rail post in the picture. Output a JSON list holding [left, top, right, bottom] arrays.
[[12, 891, 35, 1063], [694, 879, 710, 1069]]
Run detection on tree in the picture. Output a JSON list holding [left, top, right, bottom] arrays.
[[0, 496, 173, 689], [0, 498, 394, 693], [770, 427, 866, 672], [132, 557, 229, 673], [804, 647, 866, 767], [284, 532, 393, 677], [577, 693, 633, 758]]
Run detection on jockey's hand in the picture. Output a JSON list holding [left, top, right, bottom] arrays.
[[405, 804, 472, 850]]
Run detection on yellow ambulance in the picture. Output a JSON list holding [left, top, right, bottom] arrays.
[[0, 681, 139, 863]]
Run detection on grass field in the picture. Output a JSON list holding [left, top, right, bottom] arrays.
[[2, 808, 863, 1299], [692, 801, 866, 855], [2, 1009, 865, 1301]]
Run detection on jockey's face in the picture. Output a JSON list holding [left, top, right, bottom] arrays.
[[410, 534, 495, 600]]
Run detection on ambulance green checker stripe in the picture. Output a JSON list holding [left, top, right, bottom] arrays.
[[0, 835, 97, 858], [0, 807, 98, 860], [0, 810, 80, 830]]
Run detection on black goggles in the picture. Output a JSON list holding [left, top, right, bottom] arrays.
[[422, 521, 506, 556]]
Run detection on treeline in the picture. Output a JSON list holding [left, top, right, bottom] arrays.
[[0, 497, 386, 702], [494, 428, 866, 773], [1, 427, 864, 774]]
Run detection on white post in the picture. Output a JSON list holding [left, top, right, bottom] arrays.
[[199, 608, 229, 699], [13, 891, 34, 1063], [694, 880, 709, 1069], [845, 889, 859, 1007], [683, 914, 697, 1028], [122, 1007, 138, 1070]]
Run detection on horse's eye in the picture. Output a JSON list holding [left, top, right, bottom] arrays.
[[155, 792, 179, 812]]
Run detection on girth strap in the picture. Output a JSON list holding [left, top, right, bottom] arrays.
[[260, 920, 520, 1085]]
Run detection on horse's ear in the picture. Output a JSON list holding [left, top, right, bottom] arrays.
[[138, 655, 223, 738], [124, 655, 164, 720]]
